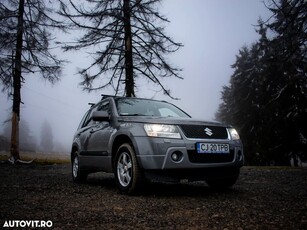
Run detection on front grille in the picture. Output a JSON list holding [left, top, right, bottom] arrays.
[[188, 149, 235, 163], [179, 125, 228, 139]]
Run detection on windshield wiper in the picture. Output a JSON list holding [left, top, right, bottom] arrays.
[[120, 113, 151, 116]]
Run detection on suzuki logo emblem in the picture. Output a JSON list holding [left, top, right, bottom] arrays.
[[204, 128, 213, 136]]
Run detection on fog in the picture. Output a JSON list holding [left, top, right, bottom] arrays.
[[0, 0, 271, 152]]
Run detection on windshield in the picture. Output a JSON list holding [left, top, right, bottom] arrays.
[[116, 98, 190, 118]]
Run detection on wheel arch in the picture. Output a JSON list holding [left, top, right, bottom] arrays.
[[71, 144, 79, 162], [111, 134, 138, 170]]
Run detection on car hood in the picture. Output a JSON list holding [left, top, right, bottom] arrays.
[[117, 116, 230, 127]]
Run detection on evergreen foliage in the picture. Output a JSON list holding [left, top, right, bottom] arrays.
[[216, 0, 307, 165]]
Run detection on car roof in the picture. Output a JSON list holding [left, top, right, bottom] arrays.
[[100, 94, 168, 103]]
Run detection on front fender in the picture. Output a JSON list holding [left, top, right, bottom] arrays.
[[108, 123, 148, 167]]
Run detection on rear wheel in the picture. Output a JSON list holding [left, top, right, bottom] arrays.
[[114, 143, 143, 195], [72, 152, 87, 183]]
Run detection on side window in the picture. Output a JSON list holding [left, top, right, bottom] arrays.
[[98, 101, 110, 113], [78, 109, 91, 129], [78, 100, 110, 129], [82, 104, 99, 128], [97, 101, 110, 125]]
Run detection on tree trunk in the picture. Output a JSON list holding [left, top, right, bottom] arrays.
[[10, 0, 25, 162], [123, 0, 135, 97]]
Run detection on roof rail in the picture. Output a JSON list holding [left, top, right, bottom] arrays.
[[101, 94, 118, 100]]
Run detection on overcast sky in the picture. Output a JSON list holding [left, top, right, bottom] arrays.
[[0, 0, 271, 152]]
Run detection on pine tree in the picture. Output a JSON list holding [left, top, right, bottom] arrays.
[[265, 0, 307, 165], [59, 0, 182, 98], [40, 120, 53, 153], [216, 0, 307, 165]]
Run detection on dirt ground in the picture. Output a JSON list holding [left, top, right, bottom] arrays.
[[0, 161, 306, 229]]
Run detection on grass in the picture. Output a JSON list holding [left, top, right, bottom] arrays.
[[0, 151, 70, 164]]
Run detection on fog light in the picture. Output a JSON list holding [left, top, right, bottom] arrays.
[[171, 151, 183, 162]]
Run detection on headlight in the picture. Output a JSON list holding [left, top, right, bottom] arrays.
[[144, 124, 181, 139], [229, 128, 240, 140]]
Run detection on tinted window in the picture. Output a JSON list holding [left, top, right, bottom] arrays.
[[98, 101, 109, 113], [83, 107, 97, 127]]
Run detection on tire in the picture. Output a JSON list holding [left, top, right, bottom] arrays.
[[205, 174, 239, 190], [114, 143, 144, 195], [72, 152, 87, 183]]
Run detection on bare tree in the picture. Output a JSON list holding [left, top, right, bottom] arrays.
[[0, 0, 65, 162], [59, 0, 183, 98]]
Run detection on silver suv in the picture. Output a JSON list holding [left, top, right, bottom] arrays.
[[71, 96, 244, 194]]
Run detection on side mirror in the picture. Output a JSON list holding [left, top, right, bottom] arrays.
[[92, 111, 110, 121]]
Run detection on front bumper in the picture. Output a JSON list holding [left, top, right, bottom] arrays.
[[133, 136, 244, 170]]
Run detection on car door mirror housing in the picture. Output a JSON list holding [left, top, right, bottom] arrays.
[[92, 111, 110, 121]]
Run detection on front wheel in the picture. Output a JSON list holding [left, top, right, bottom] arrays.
[[114, 143, 144, 195]]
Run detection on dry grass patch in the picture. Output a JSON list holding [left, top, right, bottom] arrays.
[[0, 151, 70, 164]]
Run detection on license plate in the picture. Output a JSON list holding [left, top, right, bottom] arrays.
[[196, 143, 230, 154]]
